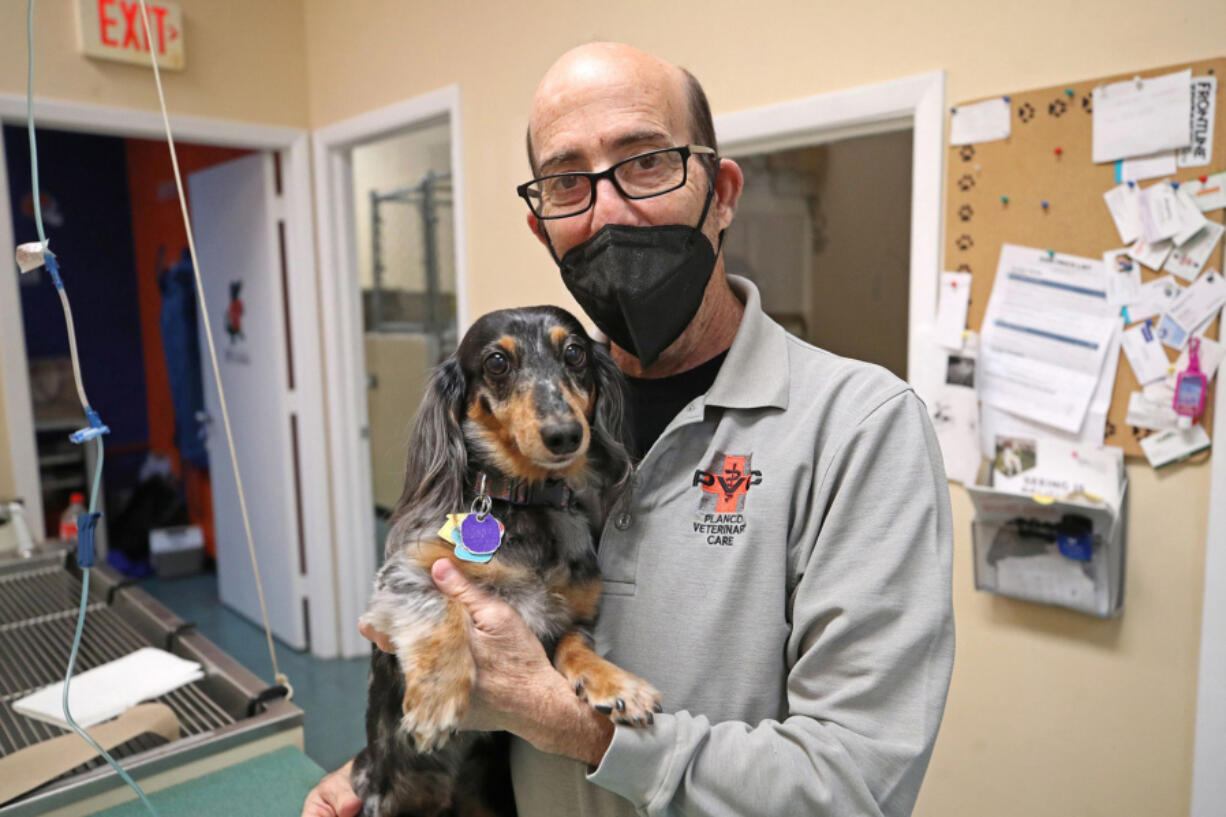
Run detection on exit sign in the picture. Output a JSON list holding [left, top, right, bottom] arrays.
[[76, 0, 185, 71]]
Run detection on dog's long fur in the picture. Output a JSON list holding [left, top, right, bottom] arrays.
[[354, 306, 658, 817]]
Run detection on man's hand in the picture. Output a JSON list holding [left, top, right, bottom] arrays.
[[301, 761, 360, 817]]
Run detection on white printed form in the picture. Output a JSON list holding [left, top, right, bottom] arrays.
[[1093, 69, 1192, 163], [979, 246, 1116, 432]]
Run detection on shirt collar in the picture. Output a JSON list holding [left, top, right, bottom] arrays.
[[703, 275, 790, 411]]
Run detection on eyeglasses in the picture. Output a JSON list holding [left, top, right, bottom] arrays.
[[517, 145, 716, 220]]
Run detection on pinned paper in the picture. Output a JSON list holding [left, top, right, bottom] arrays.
[[1126, 391, 1181, 432], [1138, 182, 1183, 243], [1092, 69, 1193, 164], [1165, 221, 1224, 282], [1123, 275, 1183, 323], [1103, 184, 1143, 244], [950, 97, 1011, 146], [1160, 269, 1226, 350], [15, 240, 49, 273], [1118, 151, 1176, 183], [1182, 171, 1226, 212], [1170, 188, 1209, 246], [935, 272, 972, 349], [1139, 425, 1211, 468], [1177, 76, 1216, 168], [1103, 248, 1142, 307], [1129, 235, 1173, 272], [1121, 322, 1171, 385]]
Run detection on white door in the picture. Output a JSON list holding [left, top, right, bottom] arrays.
[[188, 153, 306, 649]]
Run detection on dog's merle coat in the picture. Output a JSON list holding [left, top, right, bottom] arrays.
[[354, 307, 658, 817]]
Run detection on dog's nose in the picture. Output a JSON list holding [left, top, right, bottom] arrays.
[[541, 421, 583, 455]]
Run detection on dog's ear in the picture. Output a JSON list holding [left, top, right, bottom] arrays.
[[589, 342, 634, 501], [391, 357, 468, 528]]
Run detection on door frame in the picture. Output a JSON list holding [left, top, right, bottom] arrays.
[[713, 70, 946, 384], [312, 84, 469, 658], [0, 94, 340, 657]]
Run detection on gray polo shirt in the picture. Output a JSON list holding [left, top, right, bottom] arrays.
[[511, 276, 955, 817]]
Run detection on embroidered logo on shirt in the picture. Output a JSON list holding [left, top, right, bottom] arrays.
[[692, 452, 762, 546]]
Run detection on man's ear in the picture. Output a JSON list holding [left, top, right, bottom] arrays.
[[712, 157, 744, 233], [527, 213, 550, 247]]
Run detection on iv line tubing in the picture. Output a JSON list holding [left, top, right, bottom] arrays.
[[135, 0, 287, 693]]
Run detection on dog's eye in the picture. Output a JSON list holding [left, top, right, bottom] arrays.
[[563, 343, 586, 368], [484, 352, 510, 376]]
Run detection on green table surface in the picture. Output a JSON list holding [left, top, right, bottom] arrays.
[[90, 747, 325, 817]]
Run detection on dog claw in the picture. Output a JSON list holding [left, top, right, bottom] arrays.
[[646, 712, 654, 725], [574, 680, 584, 695], [615, 698, 625, 712], [653, 702, 663, 713], [594, 704, 613, 715]]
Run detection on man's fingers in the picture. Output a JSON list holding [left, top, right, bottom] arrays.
[[358, 620, 394, 653], [431, 559, 507, 630]]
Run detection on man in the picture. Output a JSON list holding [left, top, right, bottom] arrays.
[[304, 42, 954, 817]]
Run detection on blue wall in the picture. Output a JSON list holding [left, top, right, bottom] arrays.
[[5, 124, 149, 449]]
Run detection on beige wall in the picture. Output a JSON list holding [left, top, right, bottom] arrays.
[[301, 2, 1221, 815], [0, 0, 310, 514], [0, 1, 1219, 813]]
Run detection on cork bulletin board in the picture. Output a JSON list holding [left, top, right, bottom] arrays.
[[945, 58, 1226, 456]]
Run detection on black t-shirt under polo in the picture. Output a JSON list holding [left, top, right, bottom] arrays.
[[622, 351, 728, 461]]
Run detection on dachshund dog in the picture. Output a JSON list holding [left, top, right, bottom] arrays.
[[353, 306, 661, 817]]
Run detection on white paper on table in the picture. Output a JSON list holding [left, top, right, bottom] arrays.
[[1102, 248, 1142, 307], [1165, 221, 1225, 282], [935, 271, 972, 349], [1103, 184, 1144, 244], [1123, 275, 1183, 324], [1183, 171, 1226, 212], [1139, 182, 1183, 242], [950, 97, 1011, 146], [1171, 188, 1210, 246], [13, 647, 203, 729], [979, 245, 1116, 433], [1177, 76, 1216, 168], [1121, 321, 1171, 384], [1120, 151, 1176, 183], [1093, 69, 1193, 163]]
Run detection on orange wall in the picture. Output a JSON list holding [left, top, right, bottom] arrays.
[[124, 139, 251, 554]]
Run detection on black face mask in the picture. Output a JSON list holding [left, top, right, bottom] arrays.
[[553, 185, 719, 368]]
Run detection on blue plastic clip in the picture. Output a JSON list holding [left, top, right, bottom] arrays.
[[76, 511, 102, 567], [70, 407, 110, 444], [44, 251, 65, 291], [1121, 306, 1131, 324]]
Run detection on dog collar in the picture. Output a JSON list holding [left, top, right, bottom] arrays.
[[472, 472, 574, 510]]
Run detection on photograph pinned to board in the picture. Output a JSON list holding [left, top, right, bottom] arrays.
[[914, 325, 981, 487]]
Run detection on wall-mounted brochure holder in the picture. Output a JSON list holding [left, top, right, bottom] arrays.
[[967, 478, 1128, 617]]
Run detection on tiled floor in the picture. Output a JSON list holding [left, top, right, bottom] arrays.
[[138, 571, 369, 774]]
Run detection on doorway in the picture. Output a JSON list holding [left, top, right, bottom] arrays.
[[313, 85, 469, 658], [726, 129, 914, 379]]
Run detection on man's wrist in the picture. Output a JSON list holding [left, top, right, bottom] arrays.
[[516, 672, 615, 767]]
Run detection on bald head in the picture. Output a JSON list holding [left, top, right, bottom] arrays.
[[526, 43, 716, 175]]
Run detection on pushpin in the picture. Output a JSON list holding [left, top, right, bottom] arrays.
[[950, 107, 957, 114], [1046, 249, 1055, 258], [1126, 180, 1136, 188], [1200, 175, 1209, 183], [1000, 195, 1009, 204], [1054, 146, 1063, 157], [1172, 181, 1181, 190], [1065, 89, 1075, 97], [1003, 96, 1011, 103], [1041, 200, 1050, 210]]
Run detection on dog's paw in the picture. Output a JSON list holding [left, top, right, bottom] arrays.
[[399, 678, 469, 752], [570, 667, 662, 728]]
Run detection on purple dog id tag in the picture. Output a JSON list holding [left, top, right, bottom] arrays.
[[460, 514, 503, 555]]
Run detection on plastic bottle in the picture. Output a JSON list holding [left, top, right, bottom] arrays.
[[60, 492, 86, 540]]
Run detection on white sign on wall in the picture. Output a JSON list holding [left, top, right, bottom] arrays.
[[75, 0, 185, 71]]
